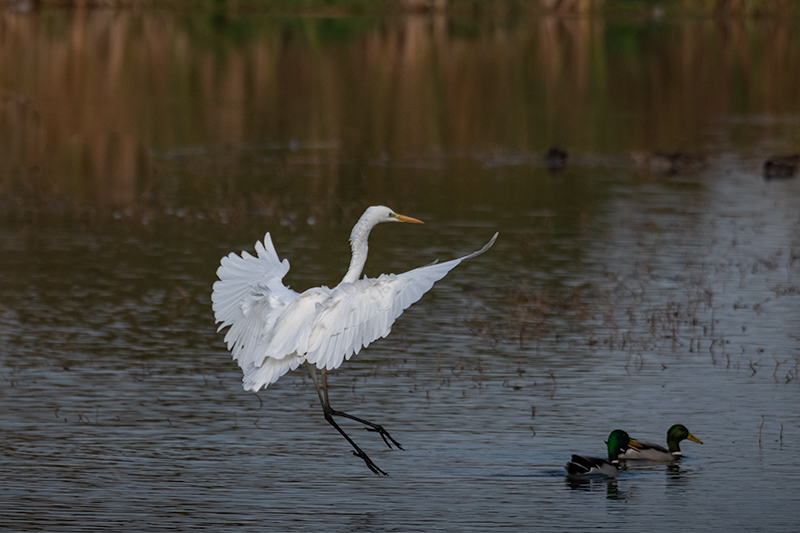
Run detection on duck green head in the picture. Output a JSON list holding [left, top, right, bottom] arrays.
[[667, 424, 703, 454], [606, 429, 639, 461]]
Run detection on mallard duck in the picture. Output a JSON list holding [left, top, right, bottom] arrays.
[[763, 154, 799, 180], [565, 429, 640, 478], [544, 147, 567, 172], [619, 424, 703, 461]]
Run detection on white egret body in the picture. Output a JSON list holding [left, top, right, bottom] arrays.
[[212, 205, 497, 474]]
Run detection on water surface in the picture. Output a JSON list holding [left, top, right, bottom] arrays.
[[1, 6, 800, 532]]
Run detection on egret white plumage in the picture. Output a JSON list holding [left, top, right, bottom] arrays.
[[212, 205, 498, 474]]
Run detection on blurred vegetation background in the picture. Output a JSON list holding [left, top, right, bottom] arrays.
[[1, 0, 798, 225]]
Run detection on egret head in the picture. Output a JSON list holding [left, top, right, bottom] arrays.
[[343, 206, 425, 284], [363, 205, 424, 226]]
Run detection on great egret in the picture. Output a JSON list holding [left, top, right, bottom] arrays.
[[212, 205, 498, 475], [565, 430, 640, 478], [618, 424, 703, 461]]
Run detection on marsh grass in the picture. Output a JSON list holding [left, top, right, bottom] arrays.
[[2, 6, 800, 226]]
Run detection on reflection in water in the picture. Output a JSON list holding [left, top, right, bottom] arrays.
[[2, 5, 800, 533], [667, 462, 686, 478], [566, 476, 626, 501], [1, 9, 800, 219], [605, 479, 624, 501], [566, 460, 694, 503]]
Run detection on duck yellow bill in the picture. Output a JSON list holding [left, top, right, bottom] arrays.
[[628, 438, 644, 450], [394, 213, 424, 224], [687, 432, 703, 444]]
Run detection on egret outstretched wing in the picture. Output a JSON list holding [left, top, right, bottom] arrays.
[[213, 231, 498, 391], [306, 233, 499, 371], [211, 233, 302, 375]]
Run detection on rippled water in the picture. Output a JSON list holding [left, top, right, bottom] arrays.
[[2, 159, 799, 531], [3, 5, 800, 531]]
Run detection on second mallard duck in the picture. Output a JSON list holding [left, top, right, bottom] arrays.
[[619, 424, 703, 462]]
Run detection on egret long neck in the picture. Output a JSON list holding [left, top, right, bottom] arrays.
[[340, 217, 376, 284]]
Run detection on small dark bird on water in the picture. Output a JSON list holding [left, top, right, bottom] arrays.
[[763, 154, 799, 180], [649, 151, 706, 175], [544, 147, 567, 172]]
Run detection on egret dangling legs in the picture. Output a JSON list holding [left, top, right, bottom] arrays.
[[307, 364, 402, 475]]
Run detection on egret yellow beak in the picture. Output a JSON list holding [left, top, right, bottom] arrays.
[[393, 213, 424, 224], [687, 432, 703, 445]]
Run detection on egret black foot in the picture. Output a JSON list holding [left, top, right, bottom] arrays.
[[325, 407, 403, 450], [365, 425, 403, 450], [352, 449, 388, 476], [322, 410, 395, 476]]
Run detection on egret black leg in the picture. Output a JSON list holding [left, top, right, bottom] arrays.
[[306, 364, 402, 475], [320, 367, 403, 450]]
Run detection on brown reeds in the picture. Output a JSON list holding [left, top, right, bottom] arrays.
[[2, 6, 800, 225]]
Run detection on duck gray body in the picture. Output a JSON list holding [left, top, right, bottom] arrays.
[[619, 424, 703, 462]]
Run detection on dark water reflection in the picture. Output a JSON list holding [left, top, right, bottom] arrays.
[[2, 8, 800, 219], [2, 5, 800, 533]]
